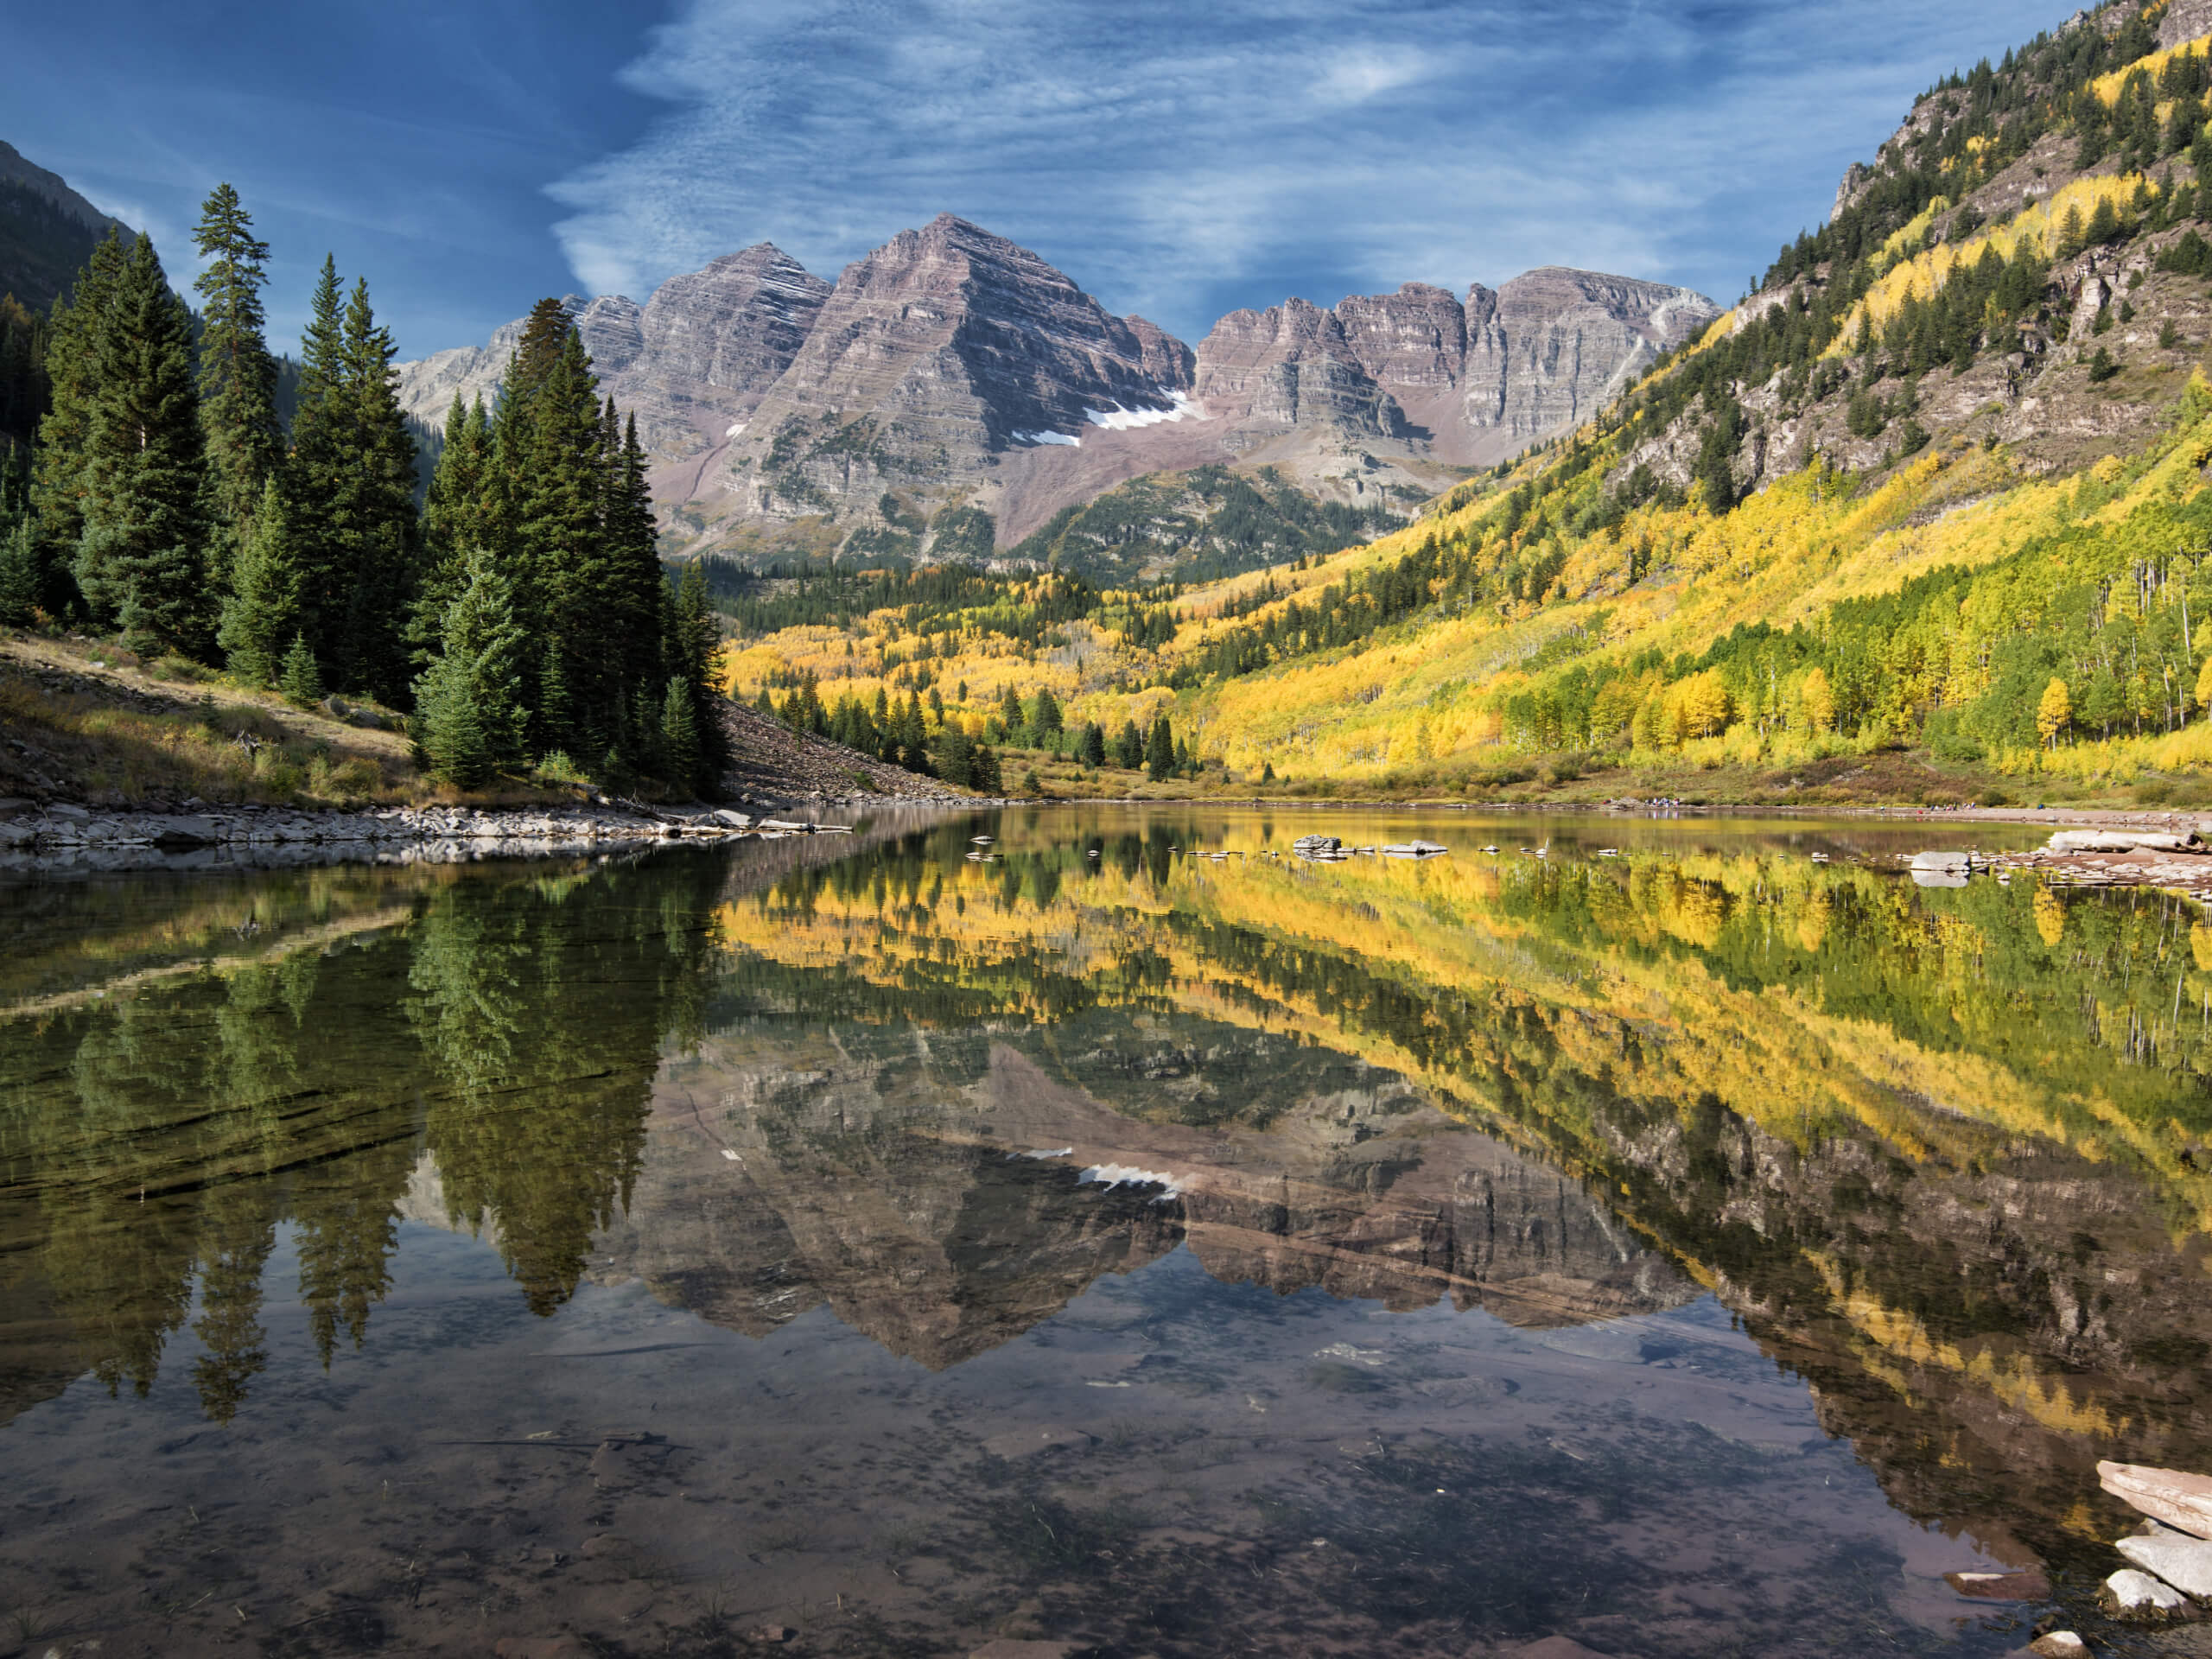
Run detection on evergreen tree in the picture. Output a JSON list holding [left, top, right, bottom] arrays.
[[415, 393, 489, 664], [898, 690, 927, 766], [607, 410, 664, 738], [970, 742, 1002, 794], [2085, 196, 2123, 247], [1145, 713, 1174, 781], [936, 726, 975, 788], [1078, 720, 1106, 767], [1113, 718, 1144, 769], [663, 559, 725, 794], [658, 677, 699, 791], [279, 631, 322, 706], [284, 257, 348, 671], [219, 478, 300, 686], [191, 184, 282, 586], [413, 548, 528, 786], [500, 298, 575, 414], [0, 511, 35, 625], [74, 233, 212, 657], [518, 327, 605, 753], [272, 261, 420, 700], [401, 294, 677, 788], [27, 231, 128, 622], [331, 277, 420, 702]]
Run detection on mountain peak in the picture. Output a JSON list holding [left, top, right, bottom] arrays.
[[395, 225, 1713, 559]]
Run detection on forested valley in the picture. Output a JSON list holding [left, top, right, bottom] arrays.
[[704, 3, 2212, 808]]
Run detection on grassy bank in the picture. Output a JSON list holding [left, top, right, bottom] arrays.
[[0, 632, 571, 810]]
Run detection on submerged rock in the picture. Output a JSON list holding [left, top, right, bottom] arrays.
[[981, 1425, 1096, 1459], [1945, 1567, 2050, 1600], [2027, 1634, 2088, 1657]]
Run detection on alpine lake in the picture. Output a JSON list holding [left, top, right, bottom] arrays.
[[4, 805, 2211, 1659]]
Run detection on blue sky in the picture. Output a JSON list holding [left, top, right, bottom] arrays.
[[4, 0, 2063, 359]]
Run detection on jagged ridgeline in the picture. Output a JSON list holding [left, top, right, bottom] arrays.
[[719, 0, 2212, 802], [0, 172, 728, 797]]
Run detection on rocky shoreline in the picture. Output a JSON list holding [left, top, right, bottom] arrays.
[[0, 797, 961, 874]]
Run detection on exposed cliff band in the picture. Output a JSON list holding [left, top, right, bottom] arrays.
[[397, 216, 1717, 554]]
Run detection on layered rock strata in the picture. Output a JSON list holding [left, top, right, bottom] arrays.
[[397, 221, 1717, 552]]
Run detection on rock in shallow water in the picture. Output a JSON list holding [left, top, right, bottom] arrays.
[[2118, 1525, 2212, 1597], [1946, 1567, 2050, 1600], [2103, 1567, 2190, 1618]]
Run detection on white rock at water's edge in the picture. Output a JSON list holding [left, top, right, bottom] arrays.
[[2116, 1526, 2212, 1598], [2104, 1567, 2190, 1614]]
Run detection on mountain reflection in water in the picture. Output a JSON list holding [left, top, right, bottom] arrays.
[[2, 808, 2209, 1658]]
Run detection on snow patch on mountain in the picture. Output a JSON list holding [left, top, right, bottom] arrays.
[[1084, 391, 1206, 430]]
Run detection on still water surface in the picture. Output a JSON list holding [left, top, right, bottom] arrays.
[[3, 809, 2209, 1657]]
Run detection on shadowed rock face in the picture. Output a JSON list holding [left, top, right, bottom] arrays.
[[396, 222, 1715, 553], [1458, 267, 1717, 448], [1192, 296, 1414, 442], [591, 1031, 1694, 1368]]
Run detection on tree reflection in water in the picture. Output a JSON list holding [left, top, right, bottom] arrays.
[[2, 811, 2209, 1643]]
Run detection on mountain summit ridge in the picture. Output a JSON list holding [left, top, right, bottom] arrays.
[[395, 219, 1718, 557]]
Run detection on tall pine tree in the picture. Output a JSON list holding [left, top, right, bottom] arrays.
[[73, 234, 211, 657], [516, 326, 605, 755], [191, 184, 282, 588], [418, 392, 490, 623], [25, 230, 128, 622], [285, 257, 347, 671], [330, 276, 419, 702], [285, 260, 418, 701], [603, 406, 664, 766]]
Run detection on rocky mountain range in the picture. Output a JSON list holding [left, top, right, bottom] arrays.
[[397, 213, 1718, 560]]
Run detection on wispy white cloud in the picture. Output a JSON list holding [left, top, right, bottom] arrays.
[[547, 0, 2063, 338]]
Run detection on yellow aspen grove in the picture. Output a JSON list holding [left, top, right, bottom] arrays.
[[1798, 667, 1835, 735], [2037, 677, 2072, 749], [2195, 654, 2212, 718], [1677, 669, 1732, 740]]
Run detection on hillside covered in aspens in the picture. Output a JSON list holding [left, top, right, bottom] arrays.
[[715, 0, 2212, 806]]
